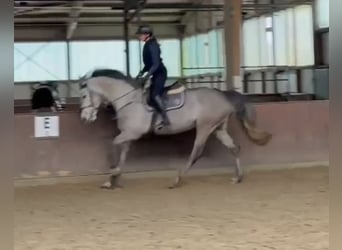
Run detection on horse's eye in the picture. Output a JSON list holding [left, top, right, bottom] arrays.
[[83, 95, 86, 99]]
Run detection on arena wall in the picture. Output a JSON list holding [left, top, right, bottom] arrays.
[[14, 101, 329, 179]]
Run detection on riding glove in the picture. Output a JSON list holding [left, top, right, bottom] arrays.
[[137, 72, 151, 87], [136, 71, 143, 79]]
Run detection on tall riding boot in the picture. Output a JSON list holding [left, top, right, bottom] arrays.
[[154, 96, 171, 127]]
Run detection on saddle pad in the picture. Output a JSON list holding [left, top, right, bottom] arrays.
[[167, 85, 186, 95], [145, 91, 185, 112]]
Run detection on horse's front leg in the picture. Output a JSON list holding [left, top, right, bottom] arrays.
[[101, 133, 132, 189]]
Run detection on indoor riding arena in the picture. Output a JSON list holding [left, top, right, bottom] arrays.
[[14, 0, 329, 249]]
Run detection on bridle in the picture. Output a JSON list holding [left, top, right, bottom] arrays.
[[79, 79, 139, 113], [79, 81, 95, 111]]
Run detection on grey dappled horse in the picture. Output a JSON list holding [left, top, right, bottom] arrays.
[[79, 69, 272, 189]]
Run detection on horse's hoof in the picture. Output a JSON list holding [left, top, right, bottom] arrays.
[[168, 181, 180, 189], [168, 178, 183, 189], [168, 184, 177, 189], [100, 181, 113, 189], [231, 177, 242, 184]]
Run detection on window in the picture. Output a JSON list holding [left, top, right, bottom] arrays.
[[129, 40, 143, 77], [182, 37, 190, 76], [187, 35, 199, 76], [159, 39, 181, 77], [258, 15, 274, 66], [182, 30, 224, 76], [14, 42, 68, 82], [208, 29, 221, 73], [242, 5, 315, 67], [315, 0, 329, 28], [217, 29, 224, 68], [14, 39, 181, 82], [272, 5, 314, 66], [69, 40, 126, 79], [294, 5, 314, 66], [242, 18, 261, 67], [285, 8, 296, 66], [273, 9, 294, 66], [195, 33, 209, 74], [265, 16, 274, 65], [265, 16, 273, 29]]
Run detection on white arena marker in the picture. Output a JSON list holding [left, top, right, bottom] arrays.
[[34, 115, 59, 138]]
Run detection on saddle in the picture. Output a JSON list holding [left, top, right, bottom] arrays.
[[144, 81, 186, 112]]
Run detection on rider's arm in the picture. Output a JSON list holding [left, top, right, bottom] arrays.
[[147, 42, 161, 76], [140, 65, 148, 74]]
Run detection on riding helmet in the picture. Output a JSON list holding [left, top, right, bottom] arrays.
[[136, 24, 153, 35]]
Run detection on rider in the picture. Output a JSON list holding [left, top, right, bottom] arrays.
[[136, 24, 170, 128]]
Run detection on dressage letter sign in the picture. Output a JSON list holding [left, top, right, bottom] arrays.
[[34, 115, 59, 138]]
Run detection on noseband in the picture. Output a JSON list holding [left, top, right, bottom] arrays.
[[80, 81, 97, 111]]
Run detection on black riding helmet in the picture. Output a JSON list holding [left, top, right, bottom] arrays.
[[136, 24, 153, 36]]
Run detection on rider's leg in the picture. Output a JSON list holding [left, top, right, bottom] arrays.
[[150, 71, 170, 126], [153, 95, 170, 126]]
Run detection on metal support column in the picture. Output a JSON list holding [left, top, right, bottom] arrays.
[[66, 41, 71, 80], [124, 8, 130, 76], [177, 24, 186, 78], [179, 34, 185, 78], [124, 0, 146, 77], [223, 0, 242, 91], [66, 40, 72, 97]]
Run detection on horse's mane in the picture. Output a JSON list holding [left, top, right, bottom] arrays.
[[84, 68, 139, 88]]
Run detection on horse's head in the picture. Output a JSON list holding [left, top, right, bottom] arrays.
[[79, 77, 99, 123]]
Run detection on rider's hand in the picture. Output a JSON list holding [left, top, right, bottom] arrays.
[[143, 74, 151, 81], [136, 71, 146, 79], [138, 76, 148, 87], [140, 73, 150, 83]]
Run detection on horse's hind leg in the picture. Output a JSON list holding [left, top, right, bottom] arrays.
[[215, 123, 243, 184], [170, 125, 216, 189]]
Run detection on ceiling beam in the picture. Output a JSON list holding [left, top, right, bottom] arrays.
[[66, 1, 83, 40], [15, 20, 181, 25], [111, 2, 223, 10], [14, 2, 70, 16], [180, 11, 192, 25], [15, 13, 184, 20], [127, 0, 147, 22], [180, 0, 206, 25]]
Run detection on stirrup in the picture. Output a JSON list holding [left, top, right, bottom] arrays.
[[163, 118, 171, 126], [156, 118, 170, 130]]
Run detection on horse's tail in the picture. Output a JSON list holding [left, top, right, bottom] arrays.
[[225, 90, 272, 146]]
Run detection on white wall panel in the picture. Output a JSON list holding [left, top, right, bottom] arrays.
[[294, 5, 314, 66], [315, 0, 329, 28], [242, 19, 260, 67]]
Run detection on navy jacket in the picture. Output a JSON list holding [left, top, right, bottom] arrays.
[[141, 37, 164, 76]]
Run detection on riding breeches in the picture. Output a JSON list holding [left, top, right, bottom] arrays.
[[148, 67, 167, 111]]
